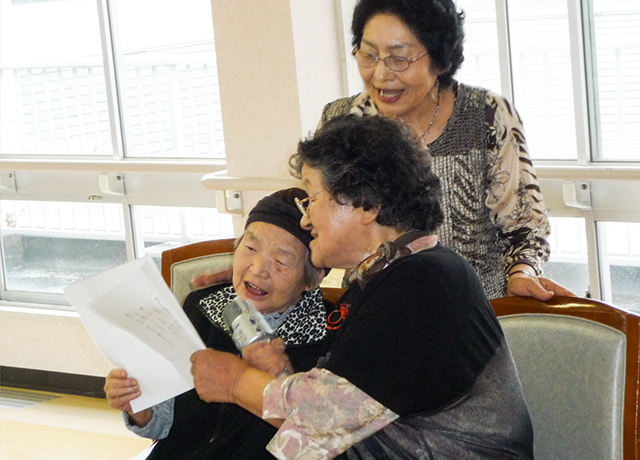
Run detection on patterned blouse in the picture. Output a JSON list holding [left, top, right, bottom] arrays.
[[319, 82, 551, 299]]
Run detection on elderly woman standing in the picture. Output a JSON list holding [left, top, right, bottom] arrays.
[[190, 115, 533, 459], [105, 188, 330, 460], [321, 0, 573, 300]]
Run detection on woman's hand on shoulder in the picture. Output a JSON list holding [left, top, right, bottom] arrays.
[[192, 268, 233, 289]]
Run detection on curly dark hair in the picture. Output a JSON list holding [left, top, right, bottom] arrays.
[[289, 114, 444, 234], [351, 0, 465, 87]]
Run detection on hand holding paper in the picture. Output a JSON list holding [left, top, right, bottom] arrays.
[[64, 255, 206, 413]]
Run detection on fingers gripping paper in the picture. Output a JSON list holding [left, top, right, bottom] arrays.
[[64, 256, 206, 413]]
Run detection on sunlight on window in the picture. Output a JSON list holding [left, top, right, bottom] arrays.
[[114, 0, 225, 158], [131, 205, 234, 269], [0, 200, 126, 294], [0, 0, 111, 155], [591, 0, 640, 161], [598, 222, 640, 313], [508, 1, 577, 160], [455, 0, 501, 93], [0, 0, 225, 159], [545, 217, 589, 297], [0, 201, 235, 295]]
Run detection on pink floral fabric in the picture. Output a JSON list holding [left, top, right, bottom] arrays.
[[263, 368, 398, 459]]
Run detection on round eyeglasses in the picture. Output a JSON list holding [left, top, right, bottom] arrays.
[[352, 48, 428, 72], [295, 190, 325, 217]]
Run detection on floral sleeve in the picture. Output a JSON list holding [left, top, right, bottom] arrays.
[[263, 367, 398, 460], [485, 92, 551, 275]]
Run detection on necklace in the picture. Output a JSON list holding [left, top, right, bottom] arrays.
[[420, 82, 441, 140]]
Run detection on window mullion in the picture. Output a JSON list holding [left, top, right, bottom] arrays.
[[338, 0, 364, 96], [98, 0, 136, 261], [567, 0, 593, 166], [121, 200, 136, 261], [495, 0, 513, 103], [96, 0, 125, 160], [583, 210, 603, 300]]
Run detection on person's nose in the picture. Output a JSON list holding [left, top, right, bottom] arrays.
[[373, 58, 394, 81], [250, 254, 271, 278]]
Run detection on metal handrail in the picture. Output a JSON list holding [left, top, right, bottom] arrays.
[[2, 160, 639, 183]]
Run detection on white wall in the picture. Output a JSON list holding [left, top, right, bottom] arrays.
[[212, 0, 342, 179], [0, 308, 114, 376]]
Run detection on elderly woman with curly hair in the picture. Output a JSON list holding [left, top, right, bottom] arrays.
[[189, 115, 533, 460], [320, 0, 574, 301]]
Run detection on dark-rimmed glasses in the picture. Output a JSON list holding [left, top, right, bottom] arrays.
[[352, 48, 428, 72]]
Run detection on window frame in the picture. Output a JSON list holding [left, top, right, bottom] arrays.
[[2, 0, 640, 311], [0, 0, 229, 309], [339, 0, 640, 305]]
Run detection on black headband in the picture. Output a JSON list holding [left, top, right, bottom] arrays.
[[245, 188, 313, 249]]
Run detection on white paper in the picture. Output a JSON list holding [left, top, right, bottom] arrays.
[[64, 255, 206, 413]]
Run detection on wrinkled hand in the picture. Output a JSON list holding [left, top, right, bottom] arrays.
[[192, 268, 233, 289], [507, 274, 577, 300], [104, 369, 141, 412], [243, 338, 293, 376], [190, 349, 250, 403], [104, 369, 152, 427]]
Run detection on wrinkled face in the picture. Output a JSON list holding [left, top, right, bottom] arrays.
[[233, 221, 309, 314], [358, 13, 439, 121], [299, 165, 370, 270]]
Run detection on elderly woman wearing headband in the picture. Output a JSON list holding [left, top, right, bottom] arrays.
[[104, 188, 331, 460], [190, 115, 533, 459]]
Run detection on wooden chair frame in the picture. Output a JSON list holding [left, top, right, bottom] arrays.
[[160, 238, 236, 289]]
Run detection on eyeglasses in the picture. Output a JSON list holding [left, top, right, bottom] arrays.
[[352, 48, 428, 72], [295, 190, 325, 218]]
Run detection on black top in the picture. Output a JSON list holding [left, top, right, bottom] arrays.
[[320, 245, 533, 458], [323, 244, 502, 416]]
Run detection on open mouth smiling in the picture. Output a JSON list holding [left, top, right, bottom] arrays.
[[378, 88, 403, 103], [245, 281, 268, 297]]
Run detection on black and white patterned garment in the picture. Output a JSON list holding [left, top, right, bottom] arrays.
[[320, 81, 551, 300], [196, 285, 327, 346], [124, 285, 330, 444]]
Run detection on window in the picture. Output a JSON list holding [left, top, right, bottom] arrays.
[[343, 0, 640, 312], [0, 0, 110, 156], [590, 0, 640, 161], [2, 0, 640, 314], [1, 200, 126, 295], [545, 217, 589, 298], [0, 0, 232, 308], [598, 222, 640, 310], [114, 0, 225, 158], [458, 0, 640, 163], [0, 0, 224, 159], [508, 0, 577, 161], [455, 0, 640, 312], [132, 205, 234, 263], [455, 0, 501, 94]]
